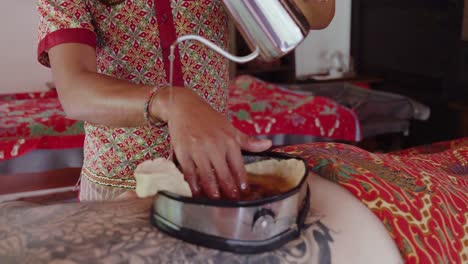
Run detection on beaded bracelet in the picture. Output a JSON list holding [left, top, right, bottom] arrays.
[[144, 84, 169, 129]]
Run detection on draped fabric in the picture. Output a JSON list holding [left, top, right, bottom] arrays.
[[275, 138, 468, 264]]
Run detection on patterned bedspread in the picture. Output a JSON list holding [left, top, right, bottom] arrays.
[[229, 76, 360, 141], [0, 77, 360, 161], [0, 90, 84, 161]]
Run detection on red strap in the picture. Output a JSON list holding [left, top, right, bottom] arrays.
[[154, 0, 184, 87]]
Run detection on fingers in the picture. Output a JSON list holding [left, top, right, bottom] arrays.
[[180, 140, 243, 200], [236, 131, 272, 153], [173, 126, 268, 200], [226, 141, 249, 193], [176, 153, 201, 197], [210, 150, 240, 200], [192, 151, 221, 199]]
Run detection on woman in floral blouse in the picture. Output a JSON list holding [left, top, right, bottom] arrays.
[[37, 0, 335, 201]]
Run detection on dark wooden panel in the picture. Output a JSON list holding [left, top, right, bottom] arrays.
[[0, 168, 81, 195], [463, 0, 468, 40]]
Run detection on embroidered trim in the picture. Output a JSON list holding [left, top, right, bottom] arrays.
[[154, 0, 184, 86], [82, 167, 136, 189]]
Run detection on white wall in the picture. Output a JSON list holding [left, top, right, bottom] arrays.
[[0, 1, 52, 94], [295, 0, 352, 79]]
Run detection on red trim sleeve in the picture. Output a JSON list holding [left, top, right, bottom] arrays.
[[37, 28, 97, 67], [154, 0, 184, 87]]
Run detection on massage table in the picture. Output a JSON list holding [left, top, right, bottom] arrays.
[[0, 90, 84, 173], [0, 76, 363, 174], [0, 75, 430, 174], [0, 138, 466, 264]]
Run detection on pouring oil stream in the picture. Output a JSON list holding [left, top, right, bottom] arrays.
[[167, 45, 175, 160], [166, 35, 260, 160]]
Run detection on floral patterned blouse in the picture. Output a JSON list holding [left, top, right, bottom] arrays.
[[37, 0, 230, 200]]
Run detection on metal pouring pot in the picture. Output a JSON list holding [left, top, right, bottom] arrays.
[[172, 0, 317, 63]]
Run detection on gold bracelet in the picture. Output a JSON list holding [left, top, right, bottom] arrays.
[[144, 84, 168, 128]]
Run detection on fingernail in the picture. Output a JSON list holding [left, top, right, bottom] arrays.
[[192, 185, 200, 195], [212, 190, 221, 199], [231, 187, 239, 198]]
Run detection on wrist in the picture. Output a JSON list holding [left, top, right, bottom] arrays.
[[150, 86, 205, 123], [150, 85, 172, 123]]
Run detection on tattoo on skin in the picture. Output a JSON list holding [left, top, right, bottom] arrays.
[[0, 199, 335, 264], [311, 221, 334, 264]]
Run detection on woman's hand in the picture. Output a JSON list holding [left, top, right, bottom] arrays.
[[153, 86, 272, 199]]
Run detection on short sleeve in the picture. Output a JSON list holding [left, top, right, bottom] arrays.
[[37, 0, 97, 67]]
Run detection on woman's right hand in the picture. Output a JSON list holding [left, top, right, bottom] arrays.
[[152, 86, 272, 200]]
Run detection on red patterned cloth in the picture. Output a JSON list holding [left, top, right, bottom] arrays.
[[0, 77, 362, 161], [0, 90, 58, 101], [229, 75, 361, 142], [0, 90, 84, 161], [276, 138, 468, 264]]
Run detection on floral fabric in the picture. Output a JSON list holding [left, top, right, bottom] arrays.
[[276, 138, 468, 264], [0, 76, 362, 161], [229, 75, 361, 142], [0, 90, 84, 160]]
